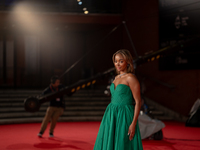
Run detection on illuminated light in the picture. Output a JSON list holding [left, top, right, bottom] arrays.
[[104, 90, 109, 95], [147, 59, 150, 62], [151, 57, 155, 61], [87, 82, 91, 86], [156, 55, 160, 59], [12, 4, 39, 32], [71, 88, 75, 92], [77, 0, 80, 2], [84, 11, 89, 14], [140, 111, 143, 115], [92, 80, 96, 84], [83, 8, 87, 11], [76, 86, 80, 90], [11, 2, 48, 35], [78, 1, 82, 5], [82, 84, 86, 88]]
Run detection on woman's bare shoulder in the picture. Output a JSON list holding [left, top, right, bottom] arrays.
[[126, 73, 136, 79], [126, 73, 139, 84]]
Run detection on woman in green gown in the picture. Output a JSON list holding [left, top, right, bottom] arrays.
[[93, 49, 143, 150]]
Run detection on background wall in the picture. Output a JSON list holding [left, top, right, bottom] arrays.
[[122, 0, 200, 116], [0, 0, 199, 116]]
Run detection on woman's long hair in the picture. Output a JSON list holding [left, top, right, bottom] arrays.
[[112, 49, 134, 74]]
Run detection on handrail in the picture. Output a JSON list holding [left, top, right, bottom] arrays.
[[138, 72, 176, 89]]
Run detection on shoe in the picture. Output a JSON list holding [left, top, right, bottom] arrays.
[[49, 133, 54, 137], [37, 132, 43, 137]]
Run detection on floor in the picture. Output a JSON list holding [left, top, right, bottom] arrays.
[[0, 121, 200, 150]]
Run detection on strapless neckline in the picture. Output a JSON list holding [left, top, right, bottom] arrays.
[[111, 83, 130, 91]]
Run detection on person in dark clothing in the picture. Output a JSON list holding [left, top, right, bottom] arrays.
[[37, 76, 65, 137]]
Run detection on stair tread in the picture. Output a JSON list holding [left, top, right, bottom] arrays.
[[0, 116, 103, 124], [0, 89, 178, 123]]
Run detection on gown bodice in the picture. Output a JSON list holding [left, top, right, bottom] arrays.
[[110, 83, 134, 106]]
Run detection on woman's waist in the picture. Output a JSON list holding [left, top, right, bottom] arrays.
[[110, 99, 133, 105]]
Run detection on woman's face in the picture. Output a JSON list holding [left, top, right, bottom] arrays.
[[114, 53, 128, 73]]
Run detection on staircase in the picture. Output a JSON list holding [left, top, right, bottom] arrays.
[[0, 87, 110, 124], [0, 87, 187, 125], [143, 96, 187, 122]]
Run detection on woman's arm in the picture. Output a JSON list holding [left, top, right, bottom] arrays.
[[127, 74, 142, 140]]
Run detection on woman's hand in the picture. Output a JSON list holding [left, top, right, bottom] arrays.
[[128, 123, 136, 141]]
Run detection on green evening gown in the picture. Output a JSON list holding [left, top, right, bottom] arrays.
[[93, 83, 143, 150]]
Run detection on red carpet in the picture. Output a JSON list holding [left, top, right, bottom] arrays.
[[0, 121, 200, 150], [143, 121, 200, 150]]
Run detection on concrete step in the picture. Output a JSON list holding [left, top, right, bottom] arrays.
[[144, 96, 187, 122], [0, 94, 107, 101], [0, 105, 108, 113], [0, 90, 42, 94], [153, 115, 174, 121], [0, 116, 103, 124], [0, 93, 107, 98], [59, 116, 103, 121], [0, 97, 110, 103], [148, 105, 155, 110], [0, 110, 105, 118], [0, 98, 27, 102], [0, 89, 105, 94], [149, 110, 164, 116], [0, 100, 110, 108]]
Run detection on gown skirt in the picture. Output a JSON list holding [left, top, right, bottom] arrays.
[[93, 83, 143, 150]]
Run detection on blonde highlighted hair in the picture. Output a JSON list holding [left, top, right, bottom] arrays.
[[112, 49, 134, 74]]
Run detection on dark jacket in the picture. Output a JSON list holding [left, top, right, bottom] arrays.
[[42, 84, 65, 108]]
